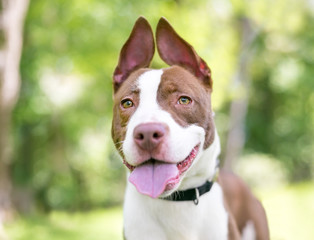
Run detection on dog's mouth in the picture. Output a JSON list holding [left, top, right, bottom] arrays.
[[177, 144, 199, 175], [124, 144, 200, 198]]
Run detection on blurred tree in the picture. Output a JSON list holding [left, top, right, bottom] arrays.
[[218, 0, 314, 182], [0, 0, 29, 225], [236, 0, 312, 181], [223, 16, 258, 170], [245, 0, 314, 181]]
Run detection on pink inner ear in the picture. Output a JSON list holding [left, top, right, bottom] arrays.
[[156, 18, 212, 88], [113, 68, 123, 84], [157, 26, 198, 71], [200, 60, 207, 71], [113, 17, 155, 92]]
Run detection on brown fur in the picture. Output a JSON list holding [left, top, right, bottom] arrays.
[[158, 66, 215, 148], [219, 170, 270, 239], [112, 68, 150, 156]]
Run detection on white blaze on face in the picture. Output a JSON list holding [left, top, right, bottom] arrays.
[[122, 69, 206, 166]]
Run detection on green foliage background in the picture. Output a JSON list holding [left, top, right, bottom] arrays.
[[11, 0, 314, 211]]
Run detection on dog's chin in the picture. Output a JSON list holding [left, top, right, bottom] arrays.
[[124, 143, 201, 198]]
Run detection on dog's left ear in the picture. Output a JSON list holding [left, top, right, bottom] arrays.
[[156, 17, 212, 89]]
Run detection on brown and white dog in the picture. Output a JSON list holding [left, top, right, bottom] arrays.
[[111, 17, 269, 240]]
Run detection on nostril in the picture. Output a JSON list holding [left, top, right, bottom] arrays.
[[153, 132, 160, 139], [136, 133, 144, 140]]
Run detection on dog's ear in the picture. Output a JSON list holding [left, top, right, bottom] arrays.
[[156, 17, 212, 89], [113, 17, 155, 92]]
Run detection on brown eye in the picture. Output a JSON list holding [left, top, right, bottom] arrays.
[[121, 99, 134, 109], [178, 96, 192, 105]]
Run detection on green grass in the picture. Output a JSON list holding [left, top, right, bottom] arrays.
[[4, 182, 314, 240], [5, 207, 123, 240], [257, 182, 314, 240]]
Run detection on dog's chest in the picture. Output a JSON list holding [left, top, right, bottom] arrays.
[[123, 183, 229, 240]]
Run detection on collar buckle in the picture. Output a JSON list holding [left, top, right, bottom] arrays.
[[193, 187, 200, 205]]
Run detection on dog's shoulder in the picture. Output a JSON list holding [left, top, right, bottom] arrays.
[[218, 170, 270, 240]]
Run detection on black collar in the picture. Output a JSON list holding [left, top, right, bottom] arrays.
[[162, 181, 214, 205]]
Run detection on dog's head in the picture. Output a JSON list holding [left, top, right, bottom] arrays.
[[111, 17, 220, 199]]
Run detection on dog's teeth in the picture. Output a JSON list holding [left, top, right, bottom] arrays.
[[177, 145, 199, 173]]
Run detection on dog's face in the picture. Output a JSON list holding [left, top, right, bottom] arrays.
[[112, 17, 218, 199]]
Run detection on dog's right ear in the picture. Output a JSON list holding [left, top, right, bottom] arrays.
[[113, 17, 155, 93]]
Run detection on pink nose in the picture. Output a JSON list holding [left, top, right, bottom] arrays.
[[133, 123, 167, 151]]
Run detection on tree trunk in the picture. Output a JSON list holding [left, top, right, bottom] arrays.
[[223, 18, 258, 171], [0, 0, 29, 230]]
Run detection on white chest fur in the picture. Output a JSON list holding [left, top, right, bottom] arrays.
[[123, 182, 229, 240]]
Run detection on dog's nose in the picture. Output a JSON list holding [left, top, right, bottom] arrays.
[[133, 123, 167, 151]]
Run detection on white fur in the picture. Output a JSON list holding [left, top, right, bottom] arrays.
[[121, 69, 229, 239], [180, 130, 221, 190], [242, 221, 256, 240], [124, 181, 228, 240]]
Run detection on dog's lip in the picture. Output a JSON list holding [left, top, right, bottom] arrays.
[[123, 143, 200, 174], [123, 159, 136, 171], [162, 143, 200, 194], [176, 144, 200, 175]]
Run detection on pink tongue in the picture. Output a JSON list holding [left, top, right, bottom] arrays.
[[129, 161, 179, 198]]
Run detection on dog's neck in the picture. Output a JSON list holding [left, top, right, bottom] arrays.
[[179, 130, 221, 190]]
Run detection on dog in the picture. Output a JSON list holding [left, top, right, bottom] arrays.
[[111, 17, 269, 240]]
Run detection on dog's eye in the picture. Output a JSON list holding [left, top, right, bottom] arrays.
[[178, 96, 192, 105], [121, 99, 134, 109]]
